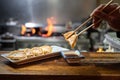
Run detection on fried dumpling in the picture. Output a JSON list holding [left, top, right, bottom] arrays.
[[67, 34, 78, 49], [63, 31, 78, 48], [24, 48, 35, 58], [40, 45, 52, 54], [31, 47, 43, 56], [7, 50, 27, 60], [7, 45, 53, 60], [63, 31, 74, 40]]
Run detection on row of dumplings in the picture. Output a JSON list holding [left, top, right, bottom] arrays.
[[7, 45, 52, 60]]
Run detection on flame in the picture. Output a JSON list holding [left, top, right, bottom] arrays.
[[21, 24, 36, 36], [42, 17, 54, 37], [97, 47, 104, 52], [21, 25, 26, 35], [31, 28, 36, 34]]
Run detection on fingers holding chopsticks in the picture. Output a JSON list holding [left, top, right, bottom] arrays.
[[91, 3, 120, 31]]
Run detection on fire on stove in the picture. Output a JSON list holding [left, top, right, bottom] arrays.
[[0, 16, 91, 51], [21, 17, 62, 37]]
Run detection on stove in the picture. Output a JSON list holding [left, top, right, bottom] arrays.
[[0, 20, 90, 51], [0, 32, 16, 51]]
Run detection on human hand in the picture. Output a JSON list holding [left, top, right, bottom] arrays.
[[90, 3, 120, 31]]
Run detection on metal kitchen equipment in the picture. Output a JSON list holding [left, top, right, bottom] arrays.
[[104, 33, 120, 52], [0, 32, 16, 51]]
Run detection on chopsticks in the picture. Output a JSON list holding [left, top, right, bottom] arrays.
[[78, 3, 120, 36], [65, 0, 113, 39], [67, 5, 120, 49]]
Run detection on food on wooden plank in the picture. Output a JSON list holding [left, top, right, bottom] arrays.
[[7, 45, 52, 60]]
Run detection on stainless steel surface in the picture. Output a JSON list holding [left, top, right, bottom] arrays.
[[52, 25, 67, 33], [15, 36, 90, 51], [0, 0, 96, 24]]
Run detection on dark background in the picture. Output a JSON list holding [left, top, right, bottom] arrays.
[[0, 0, 96, 24]]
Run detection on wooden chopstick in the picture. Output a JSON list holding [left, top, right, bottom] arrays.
[[65, 17, 92, 39], [78, 5, 120, 36], [74, 17, 92, 32]]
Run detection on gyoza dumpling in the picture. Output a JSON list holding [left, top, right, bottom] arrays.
[[7, 50, 27, 60], [63, 31, 74, 40], [31, 47, 43, 56], [40, 45, 52, 54], [24, 48, 35, 58], [67, 34, 78, 49]]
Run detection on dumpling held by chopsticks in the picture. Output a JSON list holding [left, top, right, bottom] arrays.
[[67, 33, 78, 49]]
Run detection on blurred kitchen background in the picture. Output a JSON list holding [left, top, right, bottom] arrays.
[[0, 0, 120, 52]]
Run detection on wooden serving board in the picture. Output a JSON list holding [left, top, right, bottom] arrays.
[[81, 52, 120, 64], [1, 46, 69, 65]]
